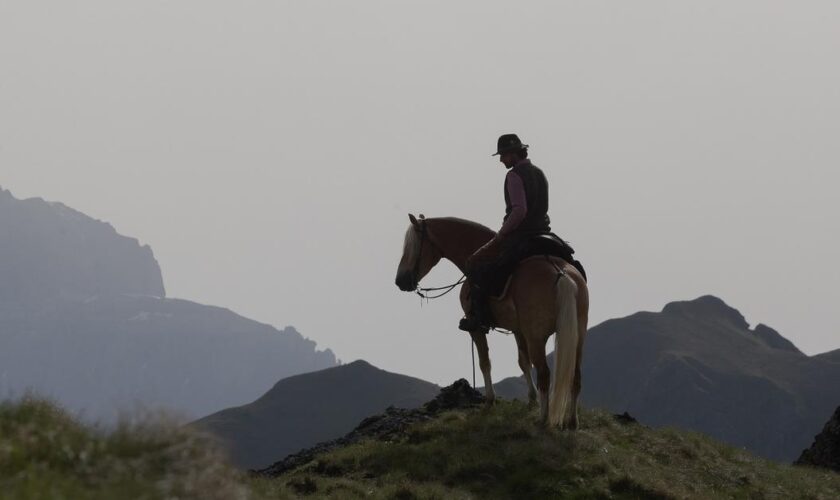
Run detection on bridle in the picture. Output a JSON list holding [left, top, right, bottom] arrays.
[[412, 218, 465, 300], [409, 217, 477, 388]]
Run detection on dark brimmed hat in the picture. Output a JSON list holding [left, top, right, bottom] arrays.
[[492, 134, 529, 156]]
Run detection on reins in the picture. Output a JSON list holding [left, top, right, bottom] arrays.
[[415, 276, 466, 300], [412, 218, 466, 301]]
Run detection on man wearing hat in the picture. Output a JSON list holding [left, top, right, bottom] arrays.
[[459, 133, 553, 333]]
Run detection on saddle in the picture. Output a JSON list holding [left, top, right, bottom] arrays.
[[485, 232, 587, 298]]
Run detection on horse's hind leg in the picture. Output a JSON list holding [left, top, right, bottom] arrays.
[[514, 332, 537, 406], [470, 331, 495, 406], [569, 292, 589, 429], [527, 340, 550, 424]]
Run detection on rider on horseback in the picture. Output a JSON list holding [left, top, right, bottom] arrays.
[[459, 134, 552, 334]]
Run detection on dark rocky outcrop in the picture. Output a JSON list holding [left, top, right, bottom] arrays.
[[253, 379, 482, 477], [796, 406, 840, 472]]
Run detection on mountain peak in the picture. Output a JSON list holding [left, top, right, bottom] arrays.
[[0, 187, 165, 301], [195, 360, 439, 469], [752, 323, 803, 354], [343, 359, 374, 369], [662, 295, 749, 330]]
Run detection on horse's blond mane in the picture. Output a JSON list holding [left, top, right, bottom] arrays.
[[399, 215, 495, 275], [400, 216, 492, 271], [401, 224, 421, 266]]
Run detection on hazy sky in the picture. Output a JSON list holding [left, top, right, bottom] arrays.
[[2, 1, 839, 386]]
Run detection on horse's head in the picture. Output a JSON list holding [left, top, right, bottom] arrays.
[[395, 213, 443, 291]]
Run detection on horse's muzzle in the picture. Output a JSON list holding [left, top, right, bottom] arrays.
[[395, 271, 416, 292]]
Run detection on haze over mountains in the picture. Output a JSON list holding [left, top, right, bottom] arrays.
[[194, 296, 840, 468], [3, 186, 838, 469], [0, 187, 336, 421]]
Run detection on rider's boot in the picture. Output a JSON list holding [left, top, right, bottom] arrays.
[[458, 285, 491, 334]]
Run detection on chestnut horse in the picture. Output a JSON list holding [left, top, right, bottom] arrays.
[[395, 214, 589, 428]]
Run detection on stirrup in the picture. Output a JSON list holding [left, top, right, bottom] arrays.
[[458, 317, 489, 334]]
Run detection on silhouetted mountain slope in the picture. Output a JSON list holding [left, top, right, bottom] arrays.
[[193, 360, 439, 470], [0, 187, 164, 300], [814, 348, 840, 364], [0, 295, 336, 421], [0, 187, 336, 421], [494, 295, 840, 462], [752, 323, 803, 354]]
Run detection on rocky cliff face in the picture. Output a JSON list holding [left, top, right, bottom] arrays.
[[0, 187, 165, 301], [0, 187, 337, 422]]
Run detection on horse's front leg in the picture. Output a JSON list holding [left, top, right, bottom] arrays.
[[469, 331, 495, 406]]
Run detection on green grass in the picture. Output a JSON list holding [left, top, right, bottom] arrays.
[[2, 397, 838, 499], [0, 396, 249, 500], [251, 401, 840, 499]]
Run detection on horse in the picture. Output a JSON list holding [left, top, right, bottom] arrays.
[[394, 214, 589, 428]]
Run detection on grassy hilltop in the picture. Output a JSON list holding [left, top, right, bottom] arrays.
[[2, 397, 839, 500], [253, 401, 840, 499]]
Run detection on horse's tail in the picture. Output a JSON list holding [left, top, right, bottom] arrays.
[[548, 273, 578, 427]]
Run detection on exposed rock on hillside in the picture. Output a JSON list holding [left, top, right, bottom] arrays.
[[254, 379, 483, 477], [263, 400, 840, 499], [796, 406, 840, 472]]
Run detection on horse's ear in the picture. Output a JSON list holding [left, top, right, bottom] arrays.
[[409, 214, 419, 227]]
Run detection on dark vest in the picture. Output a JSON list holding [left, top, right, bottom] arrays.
[[504, 161, 551, 237]]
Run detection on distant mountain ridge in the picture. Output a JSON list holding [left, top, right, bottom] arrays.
[[494, 295, 840, 462], [0, 187, 336, 421], [193, 360, 440, 469], [0, 186, 165, 301]]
